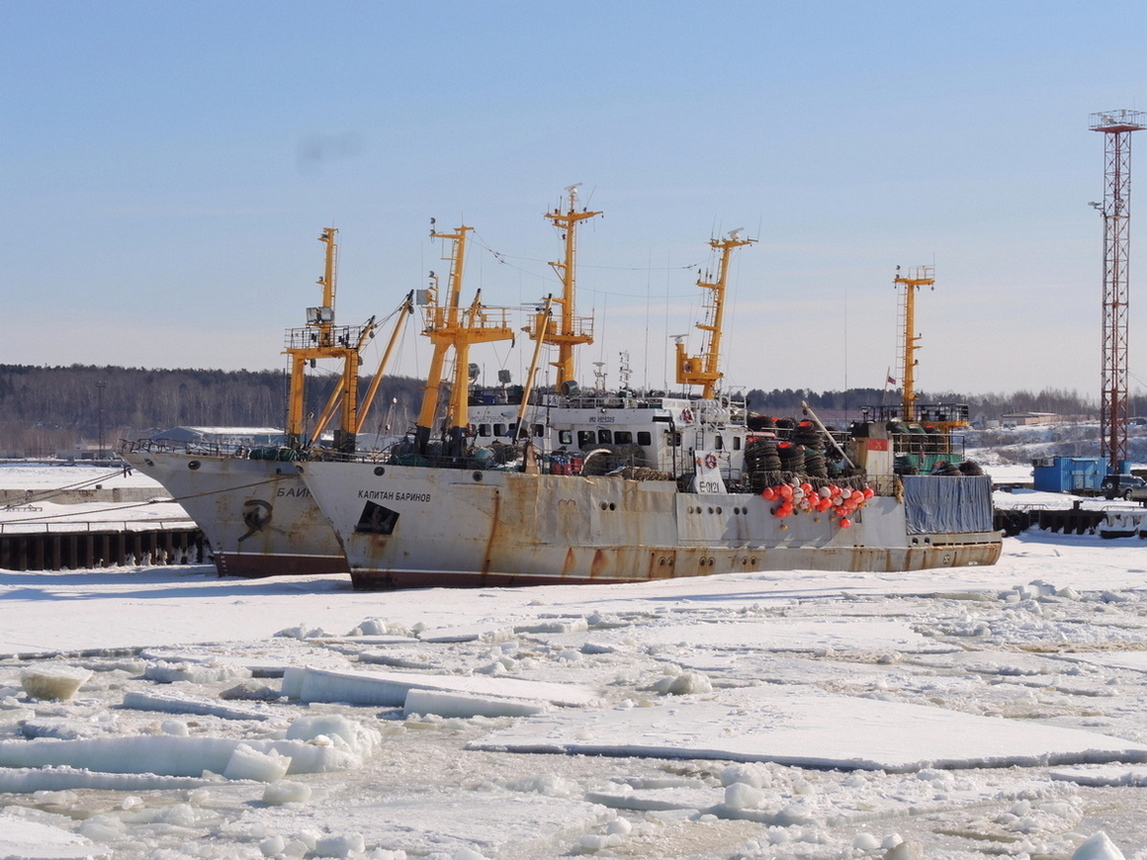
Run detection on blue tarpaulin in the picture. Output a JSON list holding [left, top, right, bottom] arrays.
[[902, 475, 993, 535]]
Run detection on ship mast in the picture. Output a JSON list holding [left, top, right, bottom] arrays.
[[893, 265, 933, 422], [284, 227, 372, 454], [528, 184, 601, 391], [675, 230, 754, 399], [414, 224, 515, 458]]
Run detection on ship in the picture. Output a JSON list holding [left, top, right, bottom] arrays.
[[292, 189, 1002, 589], [122, 228, 412, 577]]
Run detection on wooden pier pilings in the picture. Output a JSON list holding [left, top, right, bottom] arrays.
[[0, 528, 206, 572]]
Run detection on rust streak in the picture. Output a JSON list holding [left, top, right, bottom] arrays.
[[480, 488, 502, 583]]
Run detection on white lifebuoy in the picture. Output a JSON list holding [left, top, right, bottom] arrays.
[[704, 453, 718, 470], [681, 408, 694, 423]]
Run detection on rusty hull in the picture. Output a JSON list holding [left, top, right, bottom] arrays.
[[123, 450, 348, 577], [296, 462, 1002, 590]]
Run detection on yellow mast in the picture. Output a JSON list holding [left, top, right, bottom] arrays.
[[310, 317, 375, 442], [893, 265, 933, 422], [284, 227, 369, 453], [675, 230, 754, 399], [527, 184, 600, 391], [414, 225, 515, 457]]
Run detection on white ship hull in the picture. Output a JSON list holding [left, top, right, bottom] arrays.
[[296, 461, 1001, 589], [123, 450, 347, 577]]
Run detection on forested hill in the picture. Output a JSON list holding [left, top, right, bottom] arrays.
[[0, 363, 1101, 458], [0, 364, 425, 457]]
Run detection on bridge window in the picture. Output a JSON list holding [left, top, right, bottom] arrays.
[[577, 430, 595, 448], [477, 424, 492, 437], [558, 430, 573, 446], [637, 431, 652, 446], [598, 429, 613, 444], [614, 430, 633, 444]]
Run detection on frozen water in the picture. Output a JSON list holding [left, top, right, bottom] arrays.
[[2, 463, 1147, 857]]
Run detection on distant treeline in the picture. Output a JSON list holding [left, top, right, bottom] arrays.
[[0, 364, 424, 457], [0, 364, 1107, 458]]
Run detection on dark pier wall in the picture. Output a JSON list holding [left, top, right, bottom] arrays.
[[0, 529, 206, 571]]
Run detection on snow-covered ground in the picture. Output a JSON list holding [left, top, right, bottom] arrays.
[[2, 463, 1146, 859], [0, 462, 189, 534]]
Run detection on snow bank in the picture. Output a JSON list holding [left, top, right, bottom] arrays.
[[282, 665, 597, 708], [0, 766, 226, 792], [403, 688, 548, 719], [20, 664, 91, 700], [1073, 832, 1127, 860], [471, 685, 1147, 772], [122, 688, 276, 721], [221, 743, 291, 782], [143, 659, 250, 684], [0, 714, 378, 779], [0, 810, 111, 858]]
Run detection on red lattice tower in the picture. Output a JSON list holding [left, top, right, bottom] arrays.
[[1090, 110, 1146, 474]]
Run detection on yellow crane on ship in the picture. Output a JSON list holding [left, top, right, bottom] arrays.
[[675, 229, 755, 399], [526, 184, 600, 393], [284, 227, 413, 454], [891, 265, 967, 432], [413, 224, 516, 458]]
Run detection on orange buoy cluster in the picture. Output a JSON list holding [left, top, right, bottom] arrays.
[[761, 482, 875, 529]]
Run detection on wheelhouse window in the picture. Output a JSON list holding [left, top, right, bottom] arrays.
[[597, 429, 612, 444], [478, 424, 492, 438], [558, 430, 574, 446], [494, 423, 508, 437], [637, 431, 652, 446], [614, 430, 633, 444], [577, 430, 595, 448]]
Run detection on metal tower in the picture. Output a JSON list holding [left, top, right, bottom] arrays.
[[893, 265, 934, 422], [1090, 110, 1146, 474]]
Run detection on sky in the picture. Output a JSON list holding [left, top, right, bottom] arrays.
[[3, 1, 1146, 401]]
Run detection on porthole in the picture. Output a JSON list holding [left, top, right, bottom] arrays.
[[187, 460, 200, 470], [609, 502, 617, 511], [472, 471, 483, 482], [374, 466, 386, 477]]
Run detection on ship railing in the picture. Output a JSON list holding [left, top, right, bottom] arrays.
[[420, 305, 516, 333], [0, 517, 196, 535], [283, 324, 372, 351], [530, 313, 594, 341], [889, 430, 967, 458], [121, 437, 263, 459], [861, 402, 971, 426]]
